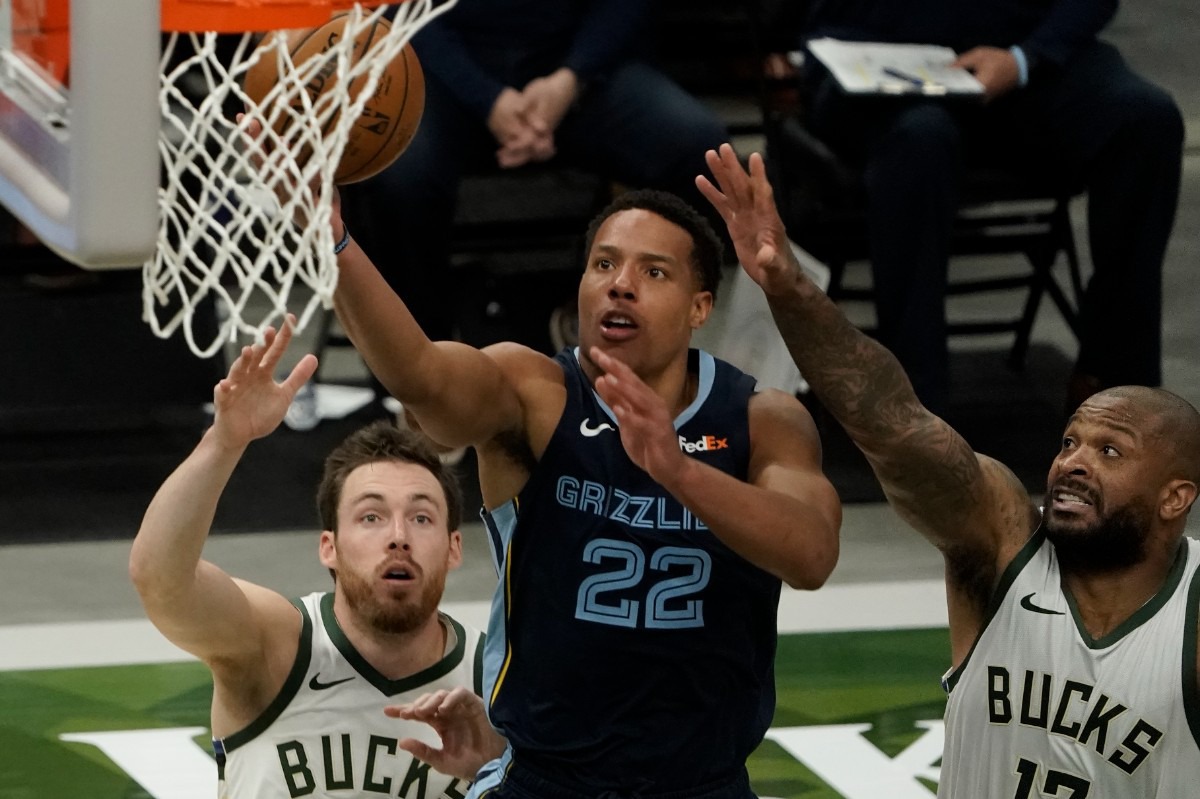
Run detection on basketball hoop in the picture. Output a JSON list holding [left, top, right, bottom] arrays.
[[147, 0, 454, 358]]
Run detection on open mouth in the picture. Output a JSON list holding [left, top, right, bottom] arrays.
[[600, 311, 639, 337], [1049, 483, 1097, 514], [1052, 490, 1091, 506], [381, 566, 414, 582]]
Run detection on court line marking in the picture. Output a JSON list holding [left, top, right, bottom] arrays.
[[0, 579, 946, 672]]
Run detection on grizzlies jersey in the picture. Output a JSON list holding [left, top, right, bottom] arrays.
[[216, 592, 485, 799], [479, 348, 779, 792], [940, 533, 1200, 798]]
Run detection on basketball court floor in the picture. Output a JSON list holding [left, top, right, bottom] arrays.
[[3, 5, 1200, 798]]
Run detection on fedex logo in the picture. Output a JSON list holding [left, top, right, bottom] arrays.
[[678, 434, 728, 453]]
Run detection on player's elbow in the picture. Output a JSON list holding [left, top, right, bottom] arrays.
[[128, 544, 156, 599], [128, 538, 179, 604], [782, 534, 839, 591]]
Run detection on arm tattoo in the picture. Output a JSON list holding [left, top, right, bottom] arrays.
[[768, 278, 985, 532]]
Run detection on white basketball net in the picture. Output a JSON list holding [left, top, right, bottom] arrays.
[[147, 0, 453, 358]]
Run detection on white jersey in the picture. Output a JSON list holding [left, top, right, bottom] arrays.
[[216, 592, 485, 799], [940, 533, 1200, 798]]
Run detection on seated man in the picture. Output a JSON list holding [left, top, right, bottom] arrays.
[[796, 0, 1184, 412], [130, 320, 496, 796], [361, 0, 728, 343]]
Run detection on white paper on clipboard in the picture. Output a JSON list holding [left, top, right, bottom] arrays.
[[808, 37, 985, 97]]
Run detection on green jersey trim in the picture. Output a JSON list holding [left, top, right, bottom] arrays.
[[1063, 538, 1188, 650], [320, 592, 468, 695], [942, 529, 1045, 694], [1183, 557, 1200, 750], [218, 598, 313, 754]]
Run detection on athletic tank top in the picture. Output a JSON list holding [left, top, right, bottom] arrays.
[[479, 348, 780, 792], [940, 533, 1200, 798], [215, 592, 485, 799]]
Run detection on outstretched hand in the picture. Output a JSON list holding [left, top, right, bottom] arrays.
[[696, 144, 798, 296], [212, 317, 318, 451], [589, 347, 686, 483], [385, 687, 506, 782]]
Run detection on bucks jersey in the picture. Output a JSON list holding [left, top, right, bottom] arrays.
[[941, 532, 1200, 798], [477, 348, 778, 793], [215, 592, 485, 799]]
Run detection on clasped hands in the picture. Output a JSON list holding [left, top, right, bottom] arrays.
[[487, 67, 579, 168]]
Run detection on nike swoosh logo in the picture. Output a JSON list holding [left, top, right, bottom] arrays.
[[309, 674, 355, 691], [579, 418, 615, 437], [1019, 592, 1064, 616]]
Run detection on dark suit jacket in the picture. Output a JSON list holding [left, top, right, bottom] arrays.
[[804, 0, 1118, 68]]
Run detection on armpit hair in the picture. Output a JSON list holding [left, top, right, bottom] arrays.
[[492, 425, 537, 473], [941, 541, 1000, 615]]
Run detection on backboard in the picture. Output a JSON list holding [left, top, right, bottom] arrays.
[[0, 0, 159, 268]]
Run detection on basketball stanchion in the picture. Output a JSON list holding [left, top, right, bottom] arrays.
[[148, 0, 450, 359]]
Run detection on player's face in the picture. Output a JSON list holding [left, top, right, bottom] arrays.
[[576, 209, 712, 374], [1044, 395, 1160, 568], [321, 460, 462, 634]]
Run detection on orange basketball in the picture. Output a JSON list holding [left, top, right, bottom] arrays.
[[242, 12, 424, 184]]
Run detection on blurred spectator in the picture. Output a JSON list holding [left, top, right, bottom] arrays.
[[795, 0, 1184, 413], [360, 0, 728, 344]]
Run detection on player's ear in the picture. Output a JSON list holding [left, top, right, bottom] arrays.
[[319, 530, 338, 569], [447, 530, 463, 571], [1160, 478, 1198, 521], [690, 290, 713, 330]]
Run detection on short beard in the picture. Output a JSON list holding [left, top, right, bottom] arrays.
[[338, 568, 446, 636], [1044, 502, 1151, 573]]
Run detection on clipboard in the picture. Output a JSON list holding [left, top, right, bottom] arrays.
[[807, 37, 985, 98]]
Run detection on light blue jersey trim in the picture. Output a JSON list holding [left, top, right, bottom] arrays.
[[674, 350, 715, 429], [572, 347, 716, 430], [480, 502, 517, 715], [466, 746, 514, 799]]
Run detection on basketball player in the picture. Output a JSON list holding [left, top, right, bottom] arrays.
[[698, 144, 1200, 796], [130, 320, 497, 798], [330, 187, 842, 795]]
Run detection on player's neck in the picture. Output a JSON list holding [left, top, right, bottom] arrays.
[[1060, 537, 1183, 638], [337, 607, 448, 680], [639, 354, 697, 419]]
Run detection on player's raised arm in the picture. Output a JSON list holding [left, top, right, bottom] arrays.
[[129, 322, 313, 666], [329, 192, 528, 450], [697, 145, 1037, 561], [591, 348, 840, 589]]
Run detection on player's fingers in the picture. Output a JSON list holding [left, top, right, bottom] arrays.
[[703, 147, 734, 194], [227, 344, 257, 381], [280, 354, 318, 397], [411, 689, 451, 718], [591, 349, 656, 406], [396, 738, 440, 764], [696, 174, 732, 222], [243, 327, 275, 372], [440, 686, 478, 712], [716, 143, 753, 206], [259, 318, 293, 371]]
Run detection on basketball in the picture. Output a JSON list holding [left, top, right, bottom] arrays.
[[242, 12, 424, 184]]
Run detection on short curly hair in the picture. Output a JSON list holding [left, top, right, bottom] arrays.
[[583, 189, 724, 300]]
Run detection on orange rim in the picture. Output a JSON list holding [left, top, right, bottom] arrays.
[[162, 0, 335, 33]]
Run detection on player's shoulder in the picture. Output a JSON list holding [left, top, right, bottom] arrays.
[[746, 389, 824, 471], [748, 388, 820, 440], [482, 341, 564, 384]]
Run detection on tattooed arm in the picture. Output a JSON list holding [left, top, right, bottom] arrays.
[[698, 146, 1040, 628]]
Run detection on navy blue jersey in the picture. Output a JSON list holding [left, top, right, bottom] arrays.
[[479, 348, 780, 792]]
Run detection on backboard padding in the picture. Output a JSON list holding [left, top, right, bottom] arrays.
[[0, 0, 159, 268]]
